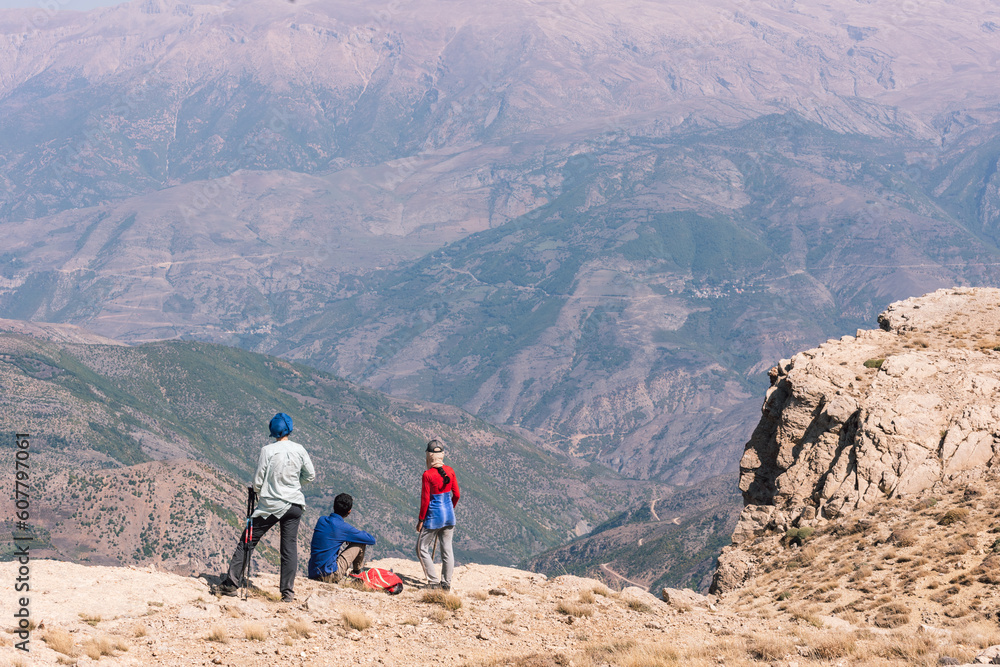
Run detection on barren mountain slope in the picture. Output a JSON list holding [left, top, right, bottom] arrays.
[[0, 321, 657, 571], [528, 474, 741, 593], [3, 0, 1000, 490], [2, 0, 998, 219], [282, 122, 1000, 483]]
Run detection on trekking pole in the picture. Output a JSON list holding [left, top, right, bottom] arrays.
[[240, 486, 257, 601], [415, 526, 429, 583]]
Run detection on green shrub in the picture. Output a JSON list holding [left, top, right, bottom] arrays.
[[863, 358, 885, 369], [784, 527, 815, 546]]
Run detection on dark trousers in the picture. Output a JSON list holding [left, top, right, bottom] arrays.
[[225, 504, 302, 598]]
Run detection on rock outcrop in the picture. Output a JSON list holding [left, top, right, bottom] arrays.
[[714, 288, 1000, 593]]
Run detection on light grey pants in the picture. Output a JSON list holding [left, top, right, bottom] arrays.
[[416, 526, 455, 586]]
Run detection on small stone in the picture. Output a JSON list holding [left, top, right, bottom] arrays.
[[347, 631, 362, 641], [937, 658, 960, 666], [212, 659, 222, 665], [477, 627, 492, 641]]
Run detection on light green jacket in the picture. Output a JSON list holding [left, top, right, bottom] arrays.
[[252, 439, 316, 519]]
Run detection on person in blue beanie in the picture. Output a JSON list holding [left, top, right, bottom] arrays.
[[308, 493, 376, 582], [220, 412, 315, 601]]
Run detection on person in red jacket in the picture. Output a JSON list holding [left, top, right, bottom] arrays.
[[416, 439, 460, 590]]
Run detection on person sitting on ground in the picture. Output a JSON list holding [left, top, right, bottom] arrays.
[[308, 492, 376, 583], [219, 412, 315, 602]]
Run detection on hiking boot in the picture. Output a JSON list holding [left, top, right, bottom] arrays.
[[218, 583, 239, 597], [441, 583, 451, 592], [424, 582, 441, 590], [281, 594, 296, 603]]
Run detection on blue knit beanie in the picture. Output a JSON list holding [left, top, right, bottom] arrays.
[[269, 413, 293, 439]]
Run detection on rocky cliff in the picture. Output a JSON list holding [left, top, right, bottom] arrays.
[[715, 287, 1000, 593]]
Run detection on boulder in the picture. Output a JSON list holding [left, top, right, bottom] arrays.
[[976, 644, 1000, 663], [620, 586, 667, 610], [710, 547, 757, 595], [660, 586, 710, 609]]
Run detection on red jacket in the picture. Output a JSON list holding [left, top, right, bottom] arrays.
[[419, 465, 460, 526]]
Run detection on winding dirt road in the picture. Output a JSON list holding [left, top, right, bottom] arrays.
[[600, 562, 647, 589]]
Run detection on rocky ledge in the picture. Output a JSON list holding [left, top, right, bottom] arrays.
[[715, 287, 1000, 594]]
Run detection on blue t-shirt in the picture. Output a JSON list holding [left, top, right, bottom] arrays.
[[307, 514, 376, 579]]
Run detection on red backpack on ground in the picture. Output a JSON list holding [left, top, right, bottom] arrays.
[[350, 568, 404, 595]]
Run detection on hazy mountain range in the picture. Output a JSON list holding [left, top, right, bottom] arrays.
[[2, 0, 1000, 581]]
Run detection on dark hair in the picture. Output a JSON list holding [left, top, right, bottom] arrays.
[[333, 493, 353, 517], [436, 467, 450, 486]]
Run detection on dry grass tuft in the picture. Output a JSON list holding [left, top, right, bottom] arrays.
[[953, 619, 1000, 648], [82, 636, 119, 660], [42, 629, 78, 656], [585, 639, 680, 667], [974, 554, 1000, 584], [285, 618, 312, 638], [889, 528, 918, 547], [592, 584, 613, 597], [132, 624, 148, 638], [870, 632, 935, 661], [748, 633, 795, 660], [556, 601, 594, 618], [946, 534, 978, 556], [78, 612, 102, 626], [470, 590, 489, 601], [578, 590, 595, 604], [243, 622, 267, 641], [206, 624, 229, 643], [872, 602, 910, 628], [625, 598, 651, 613], [252, 587, 282, 602], [400, 617, 419, 626], [342, 609, 372, 631], [805, 631, 857, 659], [421, 589, 462, 610], [939, 508, 970, 526]]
